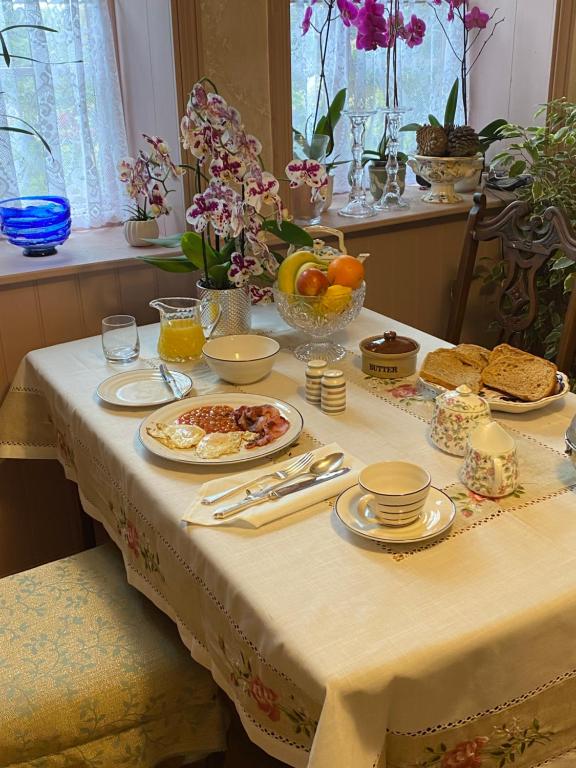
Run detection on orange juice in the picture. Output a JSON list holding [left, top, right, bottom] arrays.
[[157, 318, 206, 361]]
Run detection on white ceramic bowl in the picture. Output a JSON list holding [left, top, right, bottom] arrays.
[[202, 334, 280, 384]]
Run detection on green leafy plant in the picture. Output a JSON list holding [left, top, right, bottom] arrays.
[[293, 87, 348, 173], [123, 203, 152, 222], [478, 99, 576, 374], [142, 223, 312, 289], [492, 99, 576, 222], [401, 78, 506, 153], [361, 132, 408, 167]]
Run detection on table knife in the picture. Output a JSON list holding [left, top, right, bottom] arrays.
[[159, 364, 185, 400], [213, 467, 351, 520]]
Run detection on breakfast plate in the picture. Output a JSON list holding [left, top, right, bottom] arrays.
[[334, 485, 456, 544], [139, 393, 303, 465], [97, 369, 193, 407], [419, 372, 569, 414]]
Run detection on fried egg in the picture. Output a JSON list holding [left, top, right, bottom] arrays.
[[146, 422, 205, 449], [195, 431, 253, 459]]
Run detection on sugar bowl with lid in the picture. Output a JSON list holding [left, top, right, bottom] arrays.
[[359, 330, 420, 379], [430, 384, 491, 456]]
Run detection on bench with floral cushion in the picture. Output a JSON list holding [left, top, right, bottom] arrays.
[[0, 544, 228, 767]]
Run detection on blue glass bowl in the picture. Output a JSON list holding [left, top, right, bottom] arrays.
[[0, 196, 71, 257]]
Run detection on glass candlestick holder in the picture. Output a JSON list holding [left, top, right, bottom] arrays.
[[375, 107, 409, 211], [339, 110, 375, 219]]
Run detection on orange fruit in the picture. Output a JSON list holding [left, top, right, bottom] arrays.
[[327, 255, 365, 289]]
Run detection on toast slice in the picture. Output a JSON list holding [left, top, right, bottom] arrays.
[[420, 349, 483, 393], [488, 343, 530, 365], [481, 347, 557, 401], [454, 343, 491, 370]]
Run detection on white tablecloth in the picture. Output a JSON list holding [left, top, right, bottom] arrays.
[[2, 305, 576, 768]]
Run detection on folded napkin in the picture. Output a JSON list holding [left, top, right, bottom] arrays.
[[183, 442, 363, 528]]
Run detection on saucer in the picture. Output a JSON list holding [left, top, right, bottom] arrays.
[[97, 369, 193, 407], [334, 485, 456, 544]]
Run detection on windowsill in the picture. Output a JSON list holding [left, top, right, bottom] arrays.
[[323, 186, 506, 233], [0, 187, 507, 287], [0, 226, 182, 287]]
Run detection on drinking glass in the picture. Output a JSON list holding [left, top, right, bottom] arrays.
[[102, 315, 140, 363]]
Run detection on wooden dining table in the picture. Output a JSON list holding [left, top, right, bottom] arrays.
[[1, 304, 576, 768]]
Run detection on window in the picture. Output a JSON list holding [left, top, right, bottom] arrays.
[[290, 0, 463, 192], [0, 0, 128, 228]]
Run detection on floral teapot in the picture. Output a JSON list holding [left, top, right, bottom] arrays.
[[430, 384, 491, 457]]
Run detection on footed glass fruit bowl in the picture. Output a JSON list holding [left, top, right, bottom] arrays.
[[273, 281, 366, 362]]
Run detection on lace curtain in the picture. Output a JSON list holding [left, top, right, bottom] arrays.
[[290, 0, 464, 192], [0, 0, 128, 229]]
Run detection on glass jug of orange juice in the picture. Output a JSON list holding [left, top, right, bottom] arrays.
[[150, 297, 221, 362]]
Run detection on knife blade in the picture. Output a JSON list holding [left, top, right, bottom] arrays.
[[213, 467, 351, 520], [159, 364, 185, 400]]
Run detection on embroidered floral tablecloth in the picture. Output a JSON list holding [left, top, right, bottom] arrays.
[[1, 305, 576, 768]]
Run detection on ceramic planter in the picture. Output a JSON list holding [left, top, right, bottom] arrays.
[[408, 155, 483, 204], [123, 218, 160, 247], [454, 162, 484, 193], [368, 161, 406, 202], [322, 175, 334, 212], [196, 281, 251, 337], [290, 183, 325, 226]]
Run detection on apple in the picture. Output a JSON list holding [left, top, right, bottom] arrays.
[[296, 267, 330, 296]]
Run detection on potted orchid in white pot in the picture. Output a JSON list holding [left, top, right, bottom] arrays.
[[118, 135, 184, 246], [141, 79, 322, 336]]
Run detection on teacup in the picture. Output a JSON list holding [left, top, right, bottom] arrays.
[[357, 462, 431, 527], [460, 421, 518, 498]]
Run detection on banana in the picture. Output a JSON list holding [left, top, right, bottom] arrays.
[[277, 250, 320, 293]]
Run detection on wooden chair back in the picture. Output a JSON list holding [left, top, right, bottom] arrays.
[[446, 192, 576, 372]]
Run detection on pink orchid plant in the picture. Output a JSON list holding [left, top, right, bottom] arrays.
[[351, 0, 427, 109], [296, 0, 426, 173], [118, 135, 184, 221], [142, 79, 317, 301], [430, 0, 504, 123]]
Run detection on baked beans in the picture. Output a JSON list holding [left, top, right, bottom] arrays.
[[176, 405, 239, 433]]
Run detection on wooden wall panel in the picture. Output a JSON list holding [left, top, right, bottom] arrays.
[[343, 220, 500, 346], [37, 276, 86, 346], [267, 0, 292, 184], [171, 0, 201, 209], [0, 285, 44, 380], [118, 265, 159, 325], [549, 0, 576, 100], [155, 269, 198, 298], [78, 270, 123, 335]]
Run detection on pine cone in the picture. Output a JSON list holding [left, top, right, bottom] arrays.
[[416, 125, 448, 157], [446, 125, 481, 157]]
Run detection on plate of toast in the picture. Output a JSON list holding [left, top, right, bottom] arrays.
[[419, 343, 569, 413]]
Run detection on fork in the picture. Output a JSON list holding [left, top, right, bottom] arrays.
[[201, 451, 313, 505]]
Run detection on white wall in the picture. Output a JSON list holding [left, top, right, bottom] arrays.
[[113, 0, 185, 234], [469, 0, 556, 146]]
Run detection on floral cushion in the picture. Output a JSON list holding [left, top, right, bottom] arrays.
[[0, 544, 227, 767]]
